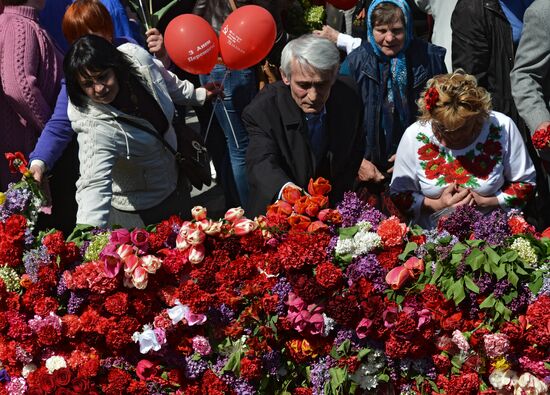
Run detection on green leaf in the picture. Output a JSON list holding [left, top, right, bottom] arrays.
[[465, 239, 484, 248], [464, 275, 480, 293], [431, 262, 444, 283], [528, 273, 543, 295], [66, 224, 95, 243], [492, 263, 507, 280], [451, 354, 463, 369], [500, 250, 518, 263], [357, 348, 371, 361], [451, 242, 468, 254], [545, 362, 550, 370], [451, 278, 466, 304], [329, 367, 347, 393], [479, 294, 496, 309], [338, 226, 358, 239], [337, 339, 351, 355], [507, 270, 519, 288], [378, 373, 390, 382], [485, 247, 500, 265], [398, 242, 418, 260], [222, 350, 243, 374], [466, 249, 485, 271], [153, 0, 179, 21]]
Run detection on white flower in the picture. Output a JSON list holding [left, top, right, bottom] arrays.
[[335, 238, 354, 256], [510, 238, 538, 266], [45, 356, 67, 373], [489, 369, 517, 390], [322, 314, 335, 337], [515, 372, 548, 395], [132, 324, 162, 354], [353, 231, 382, 256], [351, 364, 379, 390], [356, 221, 373, 232], [21, 363, 37, 378]]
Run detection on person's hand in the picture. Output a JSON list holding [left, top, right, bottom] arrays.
[[469, 190, 499, 209], [202, 82, 224, 100], [312, 25, 340, 43], [146, 28, 172, 68], [423, 183, 473, 212], [358, 159, 385, 182], [29, 162, 45, 183], [386, 154, 396, 174]]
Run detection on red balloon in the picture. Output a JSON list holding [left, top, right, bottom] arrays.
[[327, 0, 358, 10], [219, 5, 277, 70], [164, 14, 219, 75]]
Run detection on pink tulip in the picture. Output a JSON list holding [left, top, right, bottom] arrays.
[[204, 220, 223, 236], [188, 244, 205, 265], [286, 292, 306, 314], [191, 206, 208, 221], [175, 233, 190, 250], [103, 255, 122, 278], [141, 255, 162, 274], [356, 317, 374, 339], [186, 229, 206, 246], [224, 207, 245, 223], [233, 218, 258, 236], [130, 228, 149, 251], [404, 257, 424, 277], [307, 220, 328, 233], [385, 265, 411, 290], [117, 244, 136, 260], [195, 219, 211, 231], [123, 254, 140, 275], [132, 266, 148, 289], [110, 228, 130, 244]]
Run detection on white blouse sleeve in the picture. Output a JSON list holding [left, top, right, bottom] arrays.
[[390, 124, 425, 223], [336, 33, 362, 55]]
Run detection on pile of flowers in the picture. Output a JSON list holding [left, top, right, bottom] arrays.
[[0, 155, 549, 394]]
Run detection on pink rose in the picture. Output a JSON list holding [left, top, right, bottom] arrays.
[[110, 228, 130, 244], [130, 229, 149, 251], [136, 359, 157, 381], [191, 206, 208, 221], [224, 207, 245, 223]]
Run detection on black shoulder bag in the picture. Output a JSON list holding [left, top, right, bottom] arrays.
[[117, 117, 212, 190]]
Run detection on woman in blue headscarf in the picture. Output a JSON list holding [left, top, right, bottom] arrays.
[[315, 0, 446, 210]]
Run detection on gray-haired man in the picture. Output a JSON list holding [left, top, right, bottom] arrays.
[[243, 34, 364, 216]]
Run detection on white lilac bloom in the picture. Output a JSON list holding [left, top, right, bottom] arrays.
[[322, 314, 335, 337], [510, 238, 538, 266], [351, 364, 379, 390], [45, 356, 67, 373], [352, 230, 382, 256], [335, 238, 354, 256]]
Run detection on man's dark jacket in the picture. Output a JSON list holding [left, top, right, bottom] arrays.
[[452, 0, 518, 124], [243, 78, 364, 217]]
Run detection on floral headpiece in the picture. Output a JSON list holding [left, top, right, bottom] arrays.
[[425, 87, 439, 112]]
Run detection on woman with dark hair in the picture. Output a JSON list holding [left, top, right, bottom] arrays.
[[64, 35, 219, 227], [0, 0, 63, 189]]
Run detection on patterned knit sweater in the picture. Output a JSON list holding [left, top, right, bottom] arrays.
[[0, 5, 63, 189]]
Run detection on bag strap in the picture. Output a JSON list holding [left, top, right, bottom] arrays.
[[116, 117, 181, 160], [227, 0, 237, 11]]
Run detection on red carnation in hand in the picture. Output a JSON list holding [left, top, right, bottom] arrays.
[[532, 125, 550, 149]]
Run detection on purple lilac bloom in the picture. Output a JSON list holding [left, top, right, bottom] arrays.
[[326, 234, 339, 255], [509, 285, 532, 314], [493, 280, 510, 298], [439, 205, 482, 241], [214, 356, 229, 374], [272, 277, 292, 315], [386, 357, 399, 382], [261, 350, 281, 376], [475, 274, 495, 294], [0, 186, 33, 220], [184, 355, 208, 379], [435, 235, 460, 261], [0, 369, 10, 383], [311, 357, 335, 395], [459, 292, 480, 319], [221, 373, 256, 395], [56, 275, 67, 297], [24, 228, 35, 248], [336, 192, 386, 229], [473, 210, 510, 246], [101, 357, 132, 370], [146, 382, 163, 395], [455, 248, 472, 278], [347, 254, 388, 292], [23, 245, 50, 282], [67, 291, 87, 314], [540, 275, 550, 297]]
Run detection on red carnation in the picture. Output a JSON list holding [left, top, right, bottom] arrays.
[[442, 373, 480, 395], [377, 216, 407, 247], [425, 87, 439, 111], [240, 357, 262, 381], [294, 389, 313, 395], [104, 292, 128, 316], [315, 262, 342, 289], [532, 125, 550, 149]]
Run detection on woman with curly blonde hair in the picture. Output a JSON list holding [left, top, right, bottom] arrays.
[[389, 70, 536, 228]]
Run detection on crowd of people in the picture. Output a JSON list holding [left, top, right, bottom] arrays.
[[0, 0, 548, 233]]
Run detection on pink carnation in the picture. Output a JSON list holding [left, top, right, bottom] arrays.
[[483, 333, 510, 358], [452, 329, 470, 352], [192, 335, 212, 356]]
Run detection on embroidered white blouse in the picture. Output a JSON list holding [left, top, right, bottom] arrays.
[[389, 111, 536, 229]]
